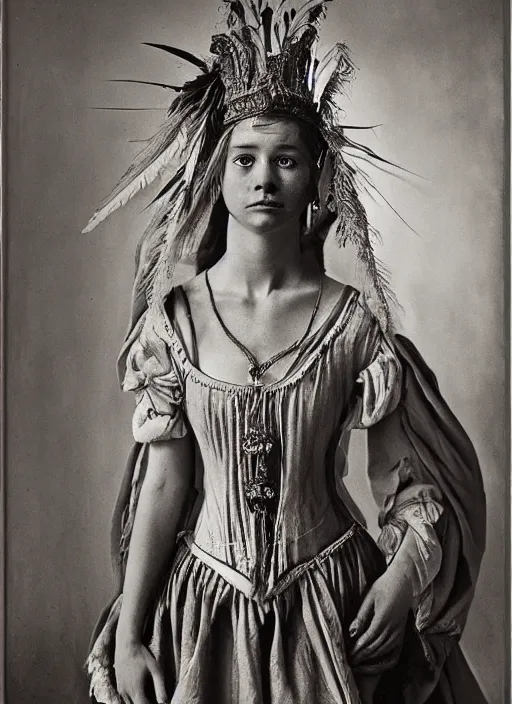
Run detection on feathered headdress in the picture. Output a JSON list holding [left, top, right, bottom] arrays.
[[83, 0, 398, 332]]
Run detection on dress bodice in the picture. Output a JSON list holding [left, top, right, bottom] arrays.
[[123, 286, 402, 599]]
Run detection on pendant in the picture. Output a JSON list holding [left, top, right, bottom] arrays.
[[241, 425, 274, 456], [242, 425, 277, 515], [245, 474, 277, 514], [245, 455, 277, 515]]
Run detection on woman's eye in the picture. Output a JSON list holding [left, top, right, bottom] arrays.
[[234, 155, 254, 167], [277, 156, 296, 169]]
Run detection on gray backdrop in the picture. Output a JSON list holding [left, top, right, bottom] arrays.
[[6, 0, 505, 702]]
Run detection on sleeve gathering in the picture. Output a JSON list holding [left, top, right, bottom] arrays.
[[347, 308, 486, 696], [351, 332, 403, 429], [121, 314, 187, 443], [349, 312, 444, 606]]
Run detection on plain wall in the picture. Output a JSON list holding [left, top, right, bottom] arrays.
[[6, 0, 505, 702]]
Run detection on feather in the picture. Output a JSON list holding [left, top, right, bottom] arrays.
[[134, 86, 226, 302], [226, 0, 247, 27], [334, 201, 396, 330], [132, 166, 194, 304], [272, 0, 292, 48], [273, 0, 312, 39], [82, 72, 224, 233], [243, 26, 268, 71], [135, 195, 186, 297], [89, 106, 165, 111], [318, 43, 355, 119], [341, 123, 384, 130], [344, 151, 419, 190], [107, 79, 182, 91], [338, 131, 420, 177], [261, 5, 274, 54], [151, 129, 233, 302], [82, 122, 188, 233], [249, 0, 262, 24], [132, 208, 172, 305], [307, 41, 317, 91], [146, 165, 186, 209], [314, 44, 346, 103], [213, 31, 246, 78], [349, 161, 420, 236], [142, 43, 208, 73], [228, 0, 264, 29], [274, 22, 282, 52], [322, 125, 398, 329], [286, 0, 328, 40], [212, 29, 260, 88], [178, 115, 210, 213], [359, 253, 399, 328]]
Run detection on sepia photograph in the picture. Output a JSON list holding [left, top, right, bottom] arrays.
[[5, 0, 507, 702]]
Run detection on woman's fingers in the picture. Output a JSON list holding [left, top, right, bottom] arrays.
[[364, 625, 404, 659], [350, 615, 388, 657], [349, 593, 375, 640], [147, 657, 169, 704], [350, 625, 392, 663], [351, 624, 406, 670]]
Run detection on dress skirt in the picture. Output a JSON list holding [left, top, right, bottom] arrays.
[[87, 523, 390, 704]]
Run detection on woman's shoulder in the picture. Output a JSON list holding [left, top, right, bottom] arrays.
[[176, 272, 210, 315], [323, 278, 389, 330], [159, 275, 204, 327], [180, 272, 205, 296], [318, 277, 394, 352], [319, 275, 364, 320], [321, 274, 357, 301]]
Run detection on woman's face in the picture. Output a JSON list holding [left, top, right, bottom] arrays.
[[221, 115, 315, 235]]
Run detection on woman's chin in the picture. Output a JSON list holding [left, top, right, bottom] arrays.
[[240, 211, 292, 235]]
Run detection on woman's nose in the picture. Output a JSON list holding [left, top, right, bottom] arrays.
[[253, 161, 278, 194]]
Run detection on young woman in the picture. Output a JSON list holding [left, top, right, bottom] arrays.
[[85, 3, 487, 703]]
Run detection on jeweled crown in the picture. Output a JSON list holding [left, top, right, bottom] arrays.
[[211, 1, 325, 125]]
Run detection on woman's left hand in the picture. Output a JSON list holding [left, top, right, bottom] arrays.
[[348, 562, 414, 666]]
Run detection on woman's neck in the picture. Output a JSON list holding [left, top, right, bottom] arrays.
[[212, 216, 313, 299]]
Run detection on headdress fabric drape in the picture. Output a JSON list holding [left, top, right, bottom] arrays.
[[83, 0, 400, 359]]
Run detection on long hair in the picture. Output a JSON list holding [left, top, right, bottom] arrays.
[[150, 126, 235, 303]]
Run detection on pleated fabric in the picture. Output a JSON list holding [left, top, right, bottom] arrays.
[[88, 523, 389, 704]]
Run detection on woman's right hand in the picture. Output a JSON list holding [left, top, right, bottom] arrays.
[[114, 639, 168, 704]]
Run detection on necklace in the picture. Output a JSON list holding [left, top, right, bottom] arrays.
[[205, 268, 323, 525], [205, 268, 323, 386]]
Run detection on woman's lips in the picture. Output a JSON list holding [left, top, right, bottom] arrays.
[[247, 200, 284, 209]]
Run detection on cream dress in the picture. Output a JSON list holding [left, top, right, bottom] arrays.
[[87, 285, 487, 704]]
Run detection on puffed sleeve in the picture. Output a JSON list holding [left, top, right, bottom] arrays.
[[121, 312, 188, 443], [351, 330, 403, 429], [349, 314, 486, 701], [349, 319, 444, 597]]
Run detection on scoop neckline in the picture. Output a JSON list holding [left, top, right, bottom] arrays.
[[159, 284, 361, 393]]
